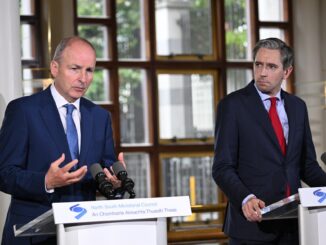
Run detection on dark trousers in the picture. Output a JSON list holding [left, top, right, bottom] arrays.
[[229, 231, 299, 245]]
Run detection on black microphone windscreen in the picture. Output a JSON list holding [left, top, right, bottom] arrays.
[[321, 152, 326, 164], [112, 161, 126, 174], [90, 163, 103, 179]]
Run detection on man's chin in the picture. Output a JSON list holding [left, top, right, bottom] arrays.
[[70, 92, 85, 101], [257, 85, 268, 92]]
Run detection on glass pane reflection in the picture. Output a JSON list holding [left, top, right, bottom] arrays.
[[258, 0, 285, 22], [259, 28, 285, 41], [20, 0, 35, 15], [227, 69, 252, 94], [123, 153, 150, 198], [155, 0, 212, 56], [161, 155, 218, 222], [85, 68, 110, 102], [116, 0, 145, 60], [119, 69, 149, 144], [78, 24, 109, 60], [158, 73, 214, 141], [225, 0, 252, 60], [21, 24, 35, 60], [77, 0, 108, 17]]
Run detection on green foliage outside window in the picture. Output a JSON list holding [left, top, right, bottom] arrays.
[[225, 0, 248, 59], [77, 0, 105, 17]]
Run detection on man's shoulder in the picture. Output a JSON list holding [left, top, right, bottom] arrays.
[[220, 82, 254, 104], [80, 97, 110, 115], [282, 90, 306, 106], [8, 89, 49, 108]]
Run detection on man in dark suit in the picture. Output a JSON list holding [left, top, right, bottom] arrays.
[[0, 36, 122, 244], [212, 38, 326, 244]]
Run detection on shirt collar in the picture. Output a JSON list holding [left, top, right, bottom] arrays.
[[254, 82, 282, 102], [50, 84, 80, 111]]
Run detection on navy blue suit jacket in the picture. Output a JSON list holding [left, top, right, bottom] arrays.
[[0, 87, 116, 244], [212, 81, 326, 241]]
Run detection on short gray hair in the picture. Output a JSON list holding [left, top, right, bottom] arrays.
[[52, 36, 96, 62], [253, 38, 294, 69]]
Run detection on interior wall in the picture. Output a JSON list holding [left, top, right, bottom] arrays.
[[0, 0, 22, 241], [41, 0, 74, 66], [293, 0, 326, 170]]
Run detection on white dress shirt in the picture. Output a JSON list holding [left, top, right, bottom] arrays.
[[50, 84, 81, 153]]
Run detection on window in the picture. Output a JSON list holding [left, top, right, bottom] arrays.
[[155, 0, 214, 59], [73, 0, 293, 238], [21, 0, 293, 241], [20, 0, 44, 96], [157, 71, 216, 143]]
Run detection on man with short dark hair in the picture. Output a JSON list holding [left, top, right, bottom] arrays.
[[212, 37, 326, 244]]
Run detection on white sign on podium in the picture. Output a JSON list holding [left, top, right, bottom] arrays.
[[14, 196, 192, 245], [298, 187, 326, 245]]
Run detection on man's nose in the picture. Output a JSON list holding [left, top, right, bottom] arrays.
[[79, 70, 87, 82], [260, 66, 268, 76]]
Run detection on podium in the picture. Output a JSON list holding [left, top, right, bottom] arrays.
[[298, 187, 326, 245], [14, 196, 192, 245], [261, 194, 299, 220]]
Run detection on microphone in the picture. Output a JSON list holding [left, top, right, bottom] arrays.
[[112, 161, 136, 198], [321, 152, 326, 165], [90, 163, 115, 200]]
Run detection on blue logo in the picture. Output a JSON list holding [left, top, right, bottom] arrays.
[[313, 189, 326, 203], [69, 204, 87, 219]]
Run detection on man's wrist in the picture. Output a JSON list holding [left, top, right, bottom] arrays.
[[45, 177, 54, 193], [242, 194, 256, 206]]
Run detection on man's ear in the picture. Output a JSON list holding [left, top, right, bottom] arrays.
[[283, 66, 293, 80], [50, 60, 59, 77]]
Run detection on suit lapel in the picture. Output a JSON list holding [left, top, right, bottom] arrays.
[[79, 99, 93, 165], [242, 81, 283, 153], [39, 88, 71, 160]]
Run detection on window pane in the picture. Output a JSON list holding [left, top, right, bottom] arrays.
[[78, 24, 109, 60], [259, 28, 285, 41], [225, 0, 252, 60], [123, 153, 150, 198], [77, 0, 108, 17], [85, 68, 110, 102], [22, 68, 52, 96], [161, 155, 218, 222], [20, 0, 35, 15], [227, 69, 252, 94], [21, 24, 36, 60], [258, 0, 285, 22], [119, 69, 149, 145], [158, 73, 214, 141], [116, 0, 146, 60], [155, 0, 212, 56]]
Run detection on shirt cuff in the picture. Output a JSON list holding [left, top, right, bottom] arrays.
[[242, 194, 256, 206], [45, 180, 54, 193]]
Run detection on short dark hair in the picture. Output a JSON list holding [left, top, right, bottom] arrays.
[[252, 38, 294, 69], [52, 36, 96, 62]]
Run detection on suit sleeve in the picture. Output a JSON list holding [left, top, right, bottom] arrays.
[[101, 111, 117, 168], [0, 100, 48, 201], [299, 103, 326, 186], [212, 98, 252, 208]]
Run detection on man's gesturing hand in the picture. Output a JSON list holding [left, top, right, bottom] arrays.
[[45, 153, 87, 189]]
